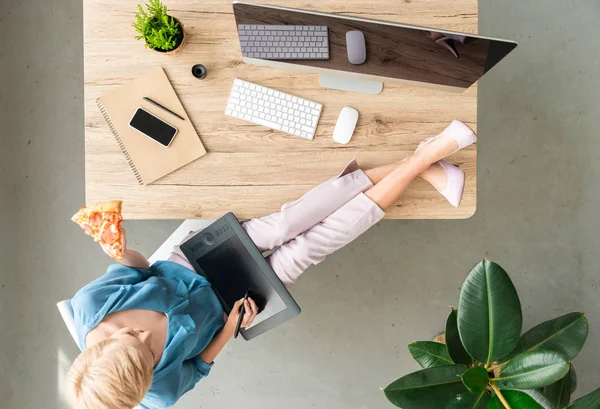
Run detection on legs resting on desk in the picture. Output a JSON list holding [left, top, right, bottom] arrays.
[[170, 121, 477, 287]]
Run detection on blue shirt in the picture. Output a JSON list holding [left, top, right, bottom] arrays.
[[72, 261, 225, 409]]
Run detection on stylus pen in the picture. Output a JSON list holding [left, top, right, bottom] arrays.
[[143, 97, 185, 121], [234, 291, 250, 339]]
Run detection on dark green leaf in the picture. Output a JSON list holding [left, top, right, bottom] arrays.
[[409, 341, 455, 369], [460, 367, 490, 393], [567, 386, 600, 409], [458, 260, 523, 364], [383, 366, 467, 409], [446, 391, 490, 409], [487, 390, 543, 409], [496, 350, 569, 389], [487, 397, 502, 409], [447, 309, 473, 366], [504, 313, 588, 362], [570, 365, 578, 394], [543, 364, 578, 408], [513, 390, 555, 409]]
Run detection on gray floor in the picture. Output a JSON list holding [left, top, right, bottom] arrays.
[[2, 1, 600, 408]]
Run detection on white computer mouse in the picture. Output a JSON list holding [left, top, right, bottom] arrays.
[[346, 31, 366, 65], [333, 107, 359, 144]]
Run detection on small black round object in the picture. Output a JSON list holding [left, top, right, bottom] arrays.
[[203, 233, 215, 245], [192, 64, 207, 79]]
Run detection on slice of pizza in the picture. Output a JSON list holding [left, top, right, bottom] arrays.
[[72, 200, 124, 261]]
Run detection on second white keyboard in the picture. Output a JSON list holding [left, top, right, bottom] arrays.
[[225, 78, 323, 140]]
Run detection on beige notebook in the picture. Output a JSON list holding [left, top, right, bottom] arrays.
[[97, 67, 206, 185]]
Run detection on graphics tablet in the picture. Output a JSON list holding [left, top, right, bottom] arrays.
[[180, 213, 301, 340]]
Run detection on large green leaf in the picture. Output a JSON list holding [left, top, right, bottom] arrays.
[[504, 313, 588, 362], [513, 390, 555, 409], [447, 309, 473, 366], [496, 350, 569, 389], [383, 366, 467, 409], [567, 386, 600, 409], [458, 260, 523, 364], [409, 341, 455, 368], [543, 364, 578, 408], [460, 367, 490, 393], [487, 390, 543, 409], [446, 391, 490, 409]]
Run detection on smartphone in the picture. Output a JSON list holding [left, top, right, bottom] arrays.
[[129, 107, 178, 147]]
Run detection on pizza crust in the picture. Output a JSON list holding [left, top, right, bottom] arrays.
[[87, 200, 122, 214], [71, 208, 88, 225], [72, 200, 122, 222]]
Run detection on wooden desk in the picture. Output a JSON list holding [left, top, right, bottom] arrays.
[[84, 0, 478, 220]]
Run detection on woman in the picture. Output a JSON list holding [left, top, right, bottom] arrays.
[[66, 121, 476, 409]]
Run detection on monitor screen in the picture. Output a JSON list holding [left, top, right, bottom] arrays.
[[233, 2, 517, 90], [196, 234, 286, 328]]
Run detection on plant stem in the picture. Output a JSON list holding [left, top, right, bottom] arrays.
[[491, 383, 511, 409], [485, 362, 506, 370]]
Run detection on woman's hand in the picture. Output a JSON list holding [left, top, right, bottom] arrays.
[[223, 297, 259, 338], [200, 297, 259, 364]]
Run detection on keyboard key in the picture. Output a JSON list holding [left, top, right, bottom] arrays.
[[253, 117, 282, 130]]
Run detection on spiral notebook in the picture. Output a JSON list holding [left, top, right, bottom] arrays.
[[96, 67, 206, 185]]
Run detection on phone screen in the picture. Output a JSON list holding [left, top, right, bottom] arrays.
[[129, 108, 177, 147]]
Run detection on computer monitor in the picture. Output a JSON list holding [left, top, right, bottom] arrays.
[[232, 1, 517, 94]]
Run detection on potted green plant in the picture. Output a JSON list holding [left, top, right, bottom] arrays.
[[133, 0, 186, 54], [383, 259, 600, 409]]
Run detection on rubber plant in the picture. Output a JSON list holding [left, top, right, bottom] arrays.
[[383, 259, 600, 409], [133, 0, 185, 53]]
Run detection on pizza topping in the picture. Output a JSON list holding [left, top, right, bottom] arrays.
[[101, 224, 121, 245], [104, 212, 120, 224], [82, 225, 94, 236], [89, 212, 103, 226]]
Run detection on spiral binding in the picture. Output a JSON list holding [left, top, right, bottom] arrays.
[[96, 99, 144, 185]]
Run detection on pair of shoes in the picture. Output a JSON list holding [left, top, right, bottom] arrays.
[[417, 120, 477, 208], [427, 32, 468, 58]]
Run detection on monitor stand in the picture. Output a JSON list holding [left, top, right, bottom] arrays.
[[319, 74, 384, 95]]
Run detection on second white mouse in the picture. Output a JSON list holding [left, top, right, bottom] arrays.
[[333, 107, 359, 144]]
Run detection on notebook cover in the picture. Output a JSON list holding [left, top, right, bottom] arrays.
[[97, 67, 206, 185]]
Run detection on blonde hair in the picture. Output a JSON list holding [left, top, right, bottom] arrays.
[[66, 338, 153, 409]]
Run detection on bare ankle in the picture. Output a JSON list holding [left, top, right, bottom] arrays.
[[409, 150, 435, 169], [403, 154, 432, 177]]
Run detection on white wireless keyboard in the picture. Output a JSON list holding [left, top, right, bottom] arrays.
[[238, 24, 330, 60], [225, 78, 323, 140]]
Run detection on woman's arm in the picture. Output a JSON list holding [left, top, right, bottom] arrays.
[[120, 249, 150, 269], [199, 297, 258, 364]]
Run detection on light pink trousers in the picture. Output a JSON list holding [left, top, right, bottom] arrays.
[[168, 160, 385, 287]]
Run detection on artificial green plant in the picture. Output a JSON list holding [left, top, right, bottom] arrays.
[[383, 259, 600, 409], [133, 0, 182, 51]]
